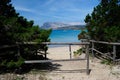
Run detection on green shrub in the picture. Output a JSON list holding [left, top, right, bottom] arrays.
[[0, 57, 24, 69], [73, 48, 84, 56], [100, 59, 112, 65]]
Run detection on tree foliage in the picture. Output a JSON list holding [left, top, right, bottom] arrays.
[[83, 0, 120, 42], [78, 0, 120, 59], [0, 0, 51, 69]]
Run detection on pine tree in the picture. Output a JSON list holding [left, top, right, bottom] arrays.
[[78, 0, 120, 59], [0, 0, 18, 44], [83, 0, 120, 41], [0, 0, 51, 69]]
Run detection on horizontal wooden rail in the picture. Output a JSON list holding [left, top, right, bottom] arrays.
[[0, 45, 17, 49], [115, 59, 120, 61], [24, 58, 86, 63], [16, 42, 90, 45], [90, 40, 120, 45], [42, 42, 90, 45]]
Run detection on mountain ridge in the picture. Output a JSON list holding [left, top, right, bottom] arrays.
[[41, 22, 85, 30]]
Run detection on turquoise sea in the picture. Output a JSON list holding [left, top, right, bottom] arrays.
[[49, 30, 81, 42]]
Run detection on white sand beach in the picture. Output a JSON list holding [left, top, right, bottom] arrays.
[[46, 45, 120, 80]]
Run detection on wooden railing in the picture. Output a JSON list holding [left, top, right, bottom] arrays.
[[90, 40, 120, 61], [1, 40, 120, 75], [0, 42, 90, 75], [21, 42, 90, 75]]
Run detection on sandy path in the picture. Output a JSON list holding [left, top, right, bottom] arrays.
[[46, 45, 120, 80]]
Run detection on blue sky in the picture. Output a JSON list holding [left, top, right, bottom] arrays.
[[11, 0, 99, 26]]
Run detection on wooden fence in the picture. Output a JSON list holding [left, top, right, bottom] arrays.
[[20, 42, 90, 75], [1, 40, 120, 76], [0, 42, 90, 75], [90, 40, 120, 61]]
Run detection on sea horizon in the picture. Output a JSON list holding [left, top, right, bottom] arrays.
[[49, 30, 81, 42]]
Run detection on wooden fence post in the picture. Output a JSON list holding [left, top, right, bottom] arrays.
[[86, 44, 90, 75], [69, 44, 72, 59], [92, 41, 95, 58], [17, 44, 20, 56], [113, 45, 116, 61], [45, 50, 47, 59]]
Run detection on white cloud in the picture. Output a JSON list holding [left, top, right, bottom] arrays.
[[44, 0, 55, 6], [15, 6, 34, 12]]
